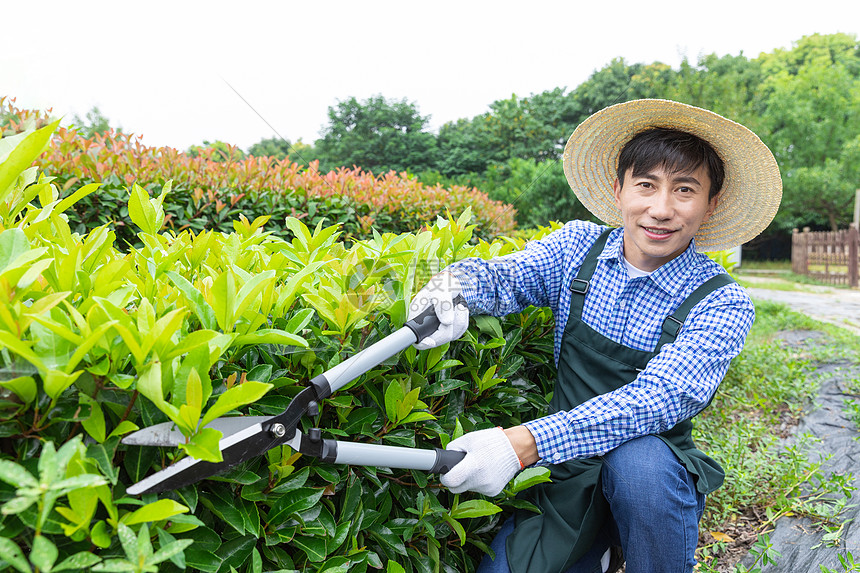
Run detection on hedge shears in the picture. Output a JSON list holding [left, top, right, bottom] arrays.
[[122, 299, 466, 495]]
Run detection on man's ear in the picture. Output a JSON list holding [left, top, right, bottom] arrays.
[[613, 178, 622, 208], [703, 195, 719, 223]]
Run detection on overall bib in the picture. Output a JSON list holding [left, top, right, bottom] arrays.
[[505, 230, 732, 573]]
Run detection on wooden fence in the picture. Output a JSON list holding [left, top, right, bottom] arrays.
[[791, 225, 860, 287]]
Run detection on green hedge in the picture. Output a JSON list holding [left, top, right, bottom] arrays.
[[0, 122, 557, 572]]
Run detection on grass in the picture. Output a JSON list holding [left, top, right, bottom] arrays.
[[739, 260, 793, 272], [735, 277, 826, 292], [693, 299, 860, 571], [736, 260, 854, 290]]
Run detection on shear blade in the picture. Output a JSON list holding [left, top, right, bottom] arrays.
[[125, 419, 283, 495], [122, 416, 273, 447]]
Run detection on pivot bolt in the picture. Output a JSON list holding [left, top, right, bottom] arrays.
[[270, 423, 286, 438]]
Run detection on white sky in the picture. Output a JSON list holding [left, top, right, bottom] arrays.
[[3, 0, 858, 152]]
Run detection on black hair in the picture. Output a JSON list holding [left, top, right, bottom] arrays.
[[616, 128, 725, 200]]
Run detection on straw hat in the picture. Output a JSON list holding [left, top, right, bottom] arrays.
[[562, 99, 782, 252]]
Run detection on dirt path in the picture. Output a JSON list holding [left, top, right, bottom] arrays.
[[742, 277, 860, 334]]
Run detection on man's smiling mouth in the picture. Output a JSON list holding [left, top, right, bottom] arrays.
[[643, 227, 675, 235]]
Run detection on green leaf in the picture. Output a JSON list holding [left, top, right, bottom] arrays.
[[50, 474, 108, 497], [285, 308, 316, 334], [232, 270, 276, 324], [291, 535, 327, 562], [0, 228, 34, 274], [267, 487, 325, 524], [128, 184, 159, 235], [440, 513, 466, 546], [250, 548, 262, 573], [30, 534, 58, 573], [165, 271, 217, 330], [394, 387, 418, 422], [214, 535, 256, 573], [92, 558, 137, 572], [233, 329, 308, 349], [0, 331, 45, 372], [210, 269, 238, 332], [148, 539, 194, 568], [38, 440, 58, 487], [122, 443, 157, 484], [43, 368, 84, 402], [450, 499, 502, 519], [0, 376, 36, 406], [122, 499, 189, 526], [384, 382, 404, 425], [0, 119, 59, 198], [184, 547, 220, 573], [80, 394, 106, 443], [0, 459, 37, 489], [90, 520, 112, 549], [474, 315, 504, 339], [508, 466, 553, 494], [108, 420, 140, 440], [85, 441, 119, 486], [400, 411, 435, 424], [199, 381, 273, 428], [53, 551, 101, 572], [199, 486, 247, 536], [178, 427, 224, 463], [2, 495, 37, 515], [54, 182, 100, 215], [0, 537, 31, 573], [386, 561, 406, 573], [135, 361, 168, 411], [156, 528, 185, 569]]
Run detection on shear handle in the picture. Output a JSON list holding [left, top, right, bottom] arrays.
[[310, 295, 467, 399]]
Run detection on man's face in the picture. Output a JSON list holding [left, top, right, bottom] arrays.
[[613, 164, 718, 272]]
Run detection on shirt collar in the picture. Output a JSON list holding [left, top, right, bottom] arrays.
[[597, 227, 701, 296]]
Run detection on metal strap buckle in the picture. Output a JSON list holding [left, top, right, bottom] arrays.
[[662, 315, 683, 337], [569, 278, 590, 294]]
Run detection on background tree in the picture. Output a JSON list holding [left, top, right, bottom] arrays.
[[187, 139, 247, 162], [247, 135, 293, 160], [315, 95, 439, 174], [70, 106, 120, 138], [247, 136, 319, 167], [756, 33, 860, 232]]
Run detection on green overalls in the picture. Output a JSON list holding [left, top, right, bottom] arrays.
[[505, 229, 733, 573]]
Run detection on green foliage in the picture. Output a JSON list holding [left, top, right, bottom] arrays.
[[821, 551, 860, 572], [756, 33, 860, 233], [247, 136, 317, 166], [0, 129, 554, 571], [315, 95, 439, 174], [69, 106, 120, 139], [187, 140, 246, 163], [694, 300, 860, 567], [3, 95, 514, 248]]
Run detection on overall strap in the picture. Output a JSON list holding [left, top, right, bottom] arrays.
[[654, 273, 735, 352], [568, 228, 613, 319]]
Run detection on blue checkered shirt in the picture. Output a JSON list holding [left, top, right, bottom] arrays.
[[447, 221, 755, 465]]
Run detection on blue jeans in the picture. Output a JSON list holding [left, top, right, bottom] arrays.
[[477, 436, 706, 573]]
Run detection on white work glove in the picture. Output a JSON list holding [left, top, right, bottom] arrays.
[[408, 271, 469, 350], [440, 427, 522, 496]]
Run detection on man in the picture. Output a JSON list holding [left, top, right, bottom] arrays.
[[407, 100, 782, 573]]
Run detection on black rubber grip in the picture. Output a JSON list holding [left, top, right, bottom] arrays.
[[430, 448, 466, 474], [309, 373, 331, 400], [404, 294, 467, 343]]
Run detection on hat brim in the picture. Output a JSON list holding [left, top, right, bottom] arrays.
[[562, 99, 782, 252]]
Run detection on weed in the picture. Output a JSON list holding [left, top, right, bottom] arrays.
[[821, 550, 860, 572]]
